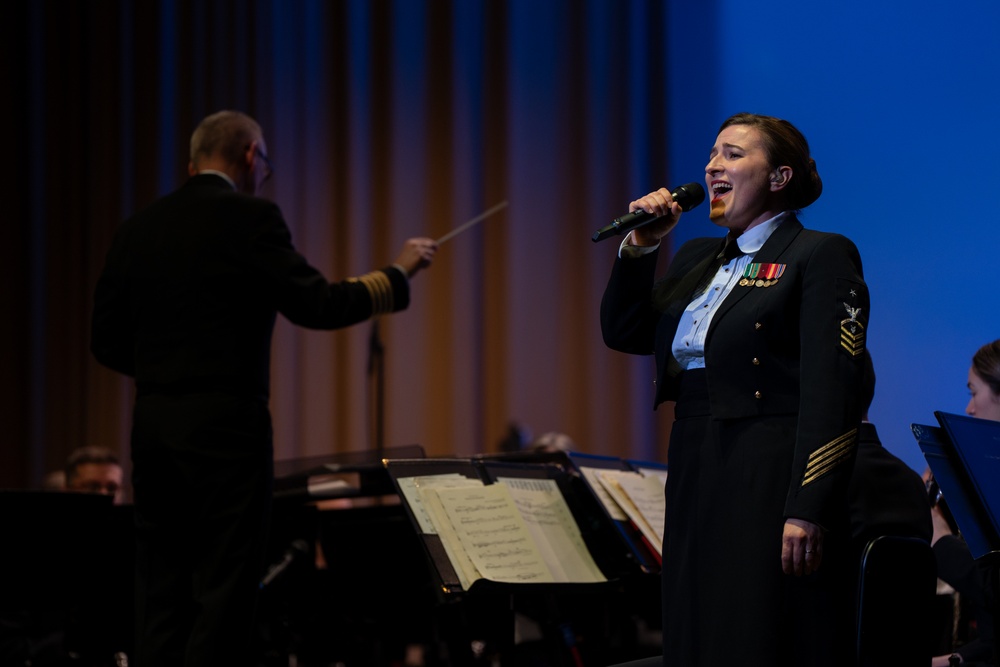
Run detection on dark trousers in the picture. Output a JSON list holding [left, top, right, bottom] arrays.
[[131, 392, 273, 667]]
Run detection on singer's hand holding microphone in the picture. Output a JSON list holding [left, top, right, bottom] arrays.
[[592, 182, 706, 243]]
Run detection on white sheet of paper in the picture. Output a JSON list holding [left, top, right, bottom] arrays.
[[419, 484, 484, 590], [598, 469, 666, 555], [396, 473, 483, 534], [579, 466, 629, 521], [434, 483, 554, 583], [636, 466, 668, 485], [498, 477, 606, 583]]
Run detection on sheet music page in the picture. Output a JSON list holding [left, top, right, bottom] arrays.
[[396, 473, 483, 534], [578, 467, 629, 521], [433, 483, 555, 583], [598, 470, 666, 555], [419, 483, 484, 590], [497, 477, 606, 583], [635, 466, 668, 485]]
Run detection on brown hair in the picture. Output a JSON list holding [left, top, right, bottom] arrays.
[[972, 339, 1000, 397], [719, 113, 822, 210]]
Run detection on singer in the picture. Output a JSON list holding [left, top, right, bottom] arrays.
[[601, 113, 869, 666], [91, 110, 437, 667]]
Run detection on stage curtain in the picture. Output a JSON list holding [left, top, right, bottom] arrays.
[[4, 0, 678, 493]]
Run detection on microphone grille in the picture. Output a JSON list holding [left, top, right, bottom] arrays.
[[673, 182, 706, 212]]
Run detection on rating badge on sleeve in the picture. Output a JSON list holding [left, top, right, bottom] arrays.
[[840, 302, 865, 357]]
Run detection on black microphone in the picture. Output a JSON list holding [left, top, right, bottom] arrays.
[[592, 182, 706, 242], [259, 539, 310, 589]]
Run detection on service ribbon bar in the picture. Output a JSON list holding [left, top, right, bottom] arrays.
[[739, 263, 786, 287]]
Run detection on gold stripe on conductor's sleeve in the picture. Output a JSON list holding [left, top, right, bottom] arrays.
[[350, 271, 395, 316], [368, 271, 393, 315], [358, 274, 383, 314], [801, 428, 858, 487]]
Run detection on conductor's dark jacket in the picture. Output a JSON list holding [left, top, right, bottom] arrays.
[[90, 172, 410, 665], [600, 215, 869, 529], [91, 173, 408, 396]]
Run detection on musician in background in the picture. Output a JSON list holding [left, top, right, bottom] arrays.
[[91, 110, 436, 667], [930, 338, 1000, 666], [64, 445, 124, 505], [848, 351, 931, 555]]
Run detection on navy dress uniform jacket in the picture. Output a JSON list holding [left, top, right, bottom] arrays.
[[601, 215, 869, 531]]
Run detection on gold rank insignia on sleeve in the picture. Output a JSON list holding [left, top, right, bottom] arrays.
[[802, 428, 857, 487], [840, 303, 865, 357], [348, 271, 395, 316]]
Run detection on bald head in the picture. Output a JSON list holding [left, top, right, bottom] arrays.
[[190, 110, 262, 170], [188, 110, 272, 195]]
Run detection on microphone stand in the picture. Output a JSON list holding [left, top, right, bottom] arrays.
[[367, 318, 385, 461]]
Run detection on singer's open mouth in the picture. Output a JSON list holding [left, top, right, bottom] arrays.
[[711, 181, 732, 200]]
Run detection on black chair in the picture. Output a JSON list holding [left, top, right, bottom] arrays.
[[856, 535, 937, 667]]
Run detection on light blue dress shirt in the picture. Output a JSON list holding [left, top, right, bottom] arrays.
[[619, 210, 790, 371]]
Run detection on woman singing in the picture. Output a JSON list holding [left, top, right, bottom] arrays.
[[601, 113, 869, 666]]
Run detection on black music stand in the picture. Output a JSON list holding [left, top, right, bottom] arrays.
[[382, 456, 653, 665], [913, 412, 1000, 667], [272, 444, 425, 502], [0, 491, 132, 663]]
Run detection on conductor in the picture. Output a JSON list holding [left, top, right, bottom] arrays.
[[91, 110, 437, 667]]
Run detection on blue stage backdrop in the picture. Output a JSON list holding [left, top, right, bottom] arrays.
[[667, 0, 1000, 474]]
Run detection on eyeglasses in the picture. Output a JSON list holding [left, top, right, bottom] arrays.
[[254, 146, 274, 182]]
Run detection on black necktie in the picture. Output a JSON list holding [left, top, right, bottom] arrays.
[[692, 235, 743, 298], [652, 235, 742, 315]]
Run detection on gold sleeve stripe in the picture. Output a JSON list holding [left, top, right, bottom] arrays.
[[348, 271, 395, 316], [801, 428, 858, 487]]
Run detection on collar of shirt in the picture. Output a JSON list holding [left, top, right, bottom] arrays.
[[197, 169, 237, 191], [732, 210, 790, 255]]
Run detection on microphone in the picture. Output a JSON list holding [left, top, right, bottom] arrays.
[[592, 182, 706, 242], [259, 539, 310, 589]]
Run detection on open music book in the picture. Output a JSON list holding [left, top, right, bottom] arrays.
[[396, 473, 606, 589]]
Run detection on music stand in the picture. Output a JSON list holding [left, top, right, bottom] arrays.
[[0, 491, 132, 661], [912, 412, 1000, 667]]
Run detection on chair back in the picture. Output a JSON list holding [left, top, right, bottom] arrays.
[[856, 535, 937, 667]]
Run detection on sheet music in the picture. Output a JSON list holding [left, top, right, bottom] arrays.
[[396, 473, 483, 534], [399, 472, 606, 587], [597, 470, 666, 555], [419, 483, 485, 590], [635, 466, 668, 485], [497, 477, 606, 583], [579, 467, 629, 521], [433, 483, 554, 583]]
